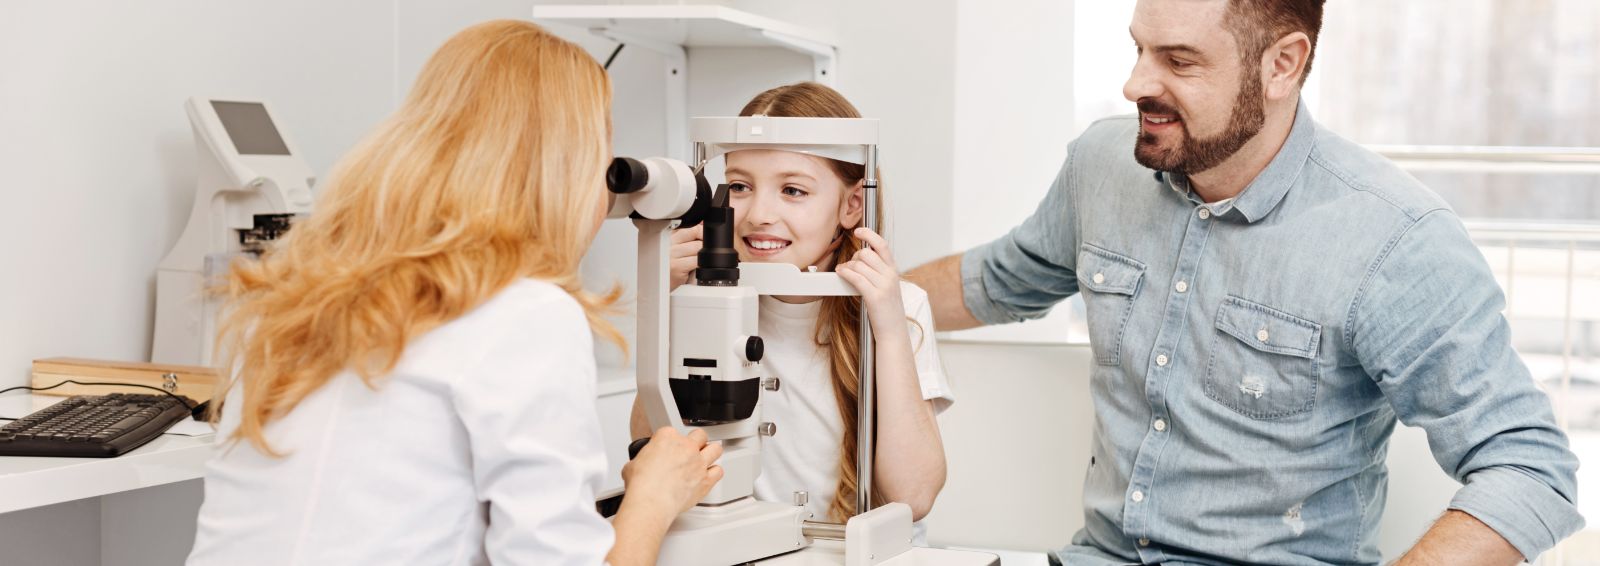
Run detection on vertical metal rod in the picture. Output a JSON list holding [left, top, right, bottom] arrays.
[[856, 145, 880, 515], [635, 219, 677, 431]]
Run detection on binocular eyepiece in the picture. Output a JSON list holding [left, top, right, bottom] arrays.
[[607, 157, 651, 195], [606, 156, 715, 231], [605, 156, 738, 286]]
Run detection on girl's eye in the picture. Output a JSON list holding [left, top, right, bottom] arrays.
[[782, 186, 808, 197], [728, 182, 751, 193]]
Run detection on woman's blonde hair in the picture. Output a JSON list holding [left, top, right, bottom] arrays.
[[216, 20, 621, 455], [740, 82, 893, 522]]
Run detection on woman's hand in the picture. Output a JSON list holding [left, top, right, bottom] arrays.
[[620, 427, 724, 515], [669, 225, 703, 291], [837, 227, 907, 337], [608, 427, 723, 565]]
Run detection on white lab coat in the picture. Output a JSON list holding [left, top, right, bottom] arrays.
[[188, 279, 614, 566]]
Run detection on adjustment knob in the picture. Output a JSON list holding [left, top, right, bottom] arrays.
[[744, 336, 765, 363]]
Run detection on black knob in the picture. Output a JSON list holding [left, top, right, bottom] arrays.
[[627, 437, 650, 460], [607, 157, 649, 194], [745, 336, 765, 363]]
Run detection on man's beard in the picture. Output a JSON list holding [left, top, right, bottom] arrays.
[[1133, 68, 1266, 175]]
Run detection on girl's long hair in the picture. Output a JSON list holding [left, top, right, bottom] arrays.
[[740, 82, 888, 522], [216, 20, 621, 455]]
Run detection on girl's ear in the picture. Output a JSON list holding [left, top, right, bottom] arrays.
[[839, 180, 865, 230]]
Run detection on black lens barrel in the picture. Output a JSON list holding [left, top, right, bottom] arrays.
[[607, 157, 649, 194]]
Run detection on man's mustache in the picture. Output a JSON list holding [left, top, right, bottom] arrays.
[[1137, 99, 1180, 117]]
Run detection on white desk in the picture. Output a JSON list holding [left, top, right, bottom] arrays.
[[0, 394, 216, 515]]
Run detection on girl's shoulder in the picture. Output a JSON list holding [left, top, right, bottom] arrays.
[[896, 280, 932, 315]]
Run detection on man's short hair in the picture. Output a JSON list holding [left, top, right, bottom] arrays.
[[1223, 0, 1326, 84]]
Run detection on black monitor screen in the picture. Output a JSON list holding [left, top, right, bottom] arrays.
[[211, 101, 290, 156]]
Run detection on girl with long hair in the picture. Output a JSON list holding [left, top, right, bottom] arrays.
[[634, 82, 951, 529], [187, 20, 720, 566]]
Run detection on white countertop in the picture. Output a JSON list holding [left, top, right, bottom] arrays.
[[0, 394, 216, 514]]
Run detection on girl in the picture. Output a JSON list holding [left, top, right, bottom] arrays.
[[188, 21, 721, 566], [635, 82, 952, 527]]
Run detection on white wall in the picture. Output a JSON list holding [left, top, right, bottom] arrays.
[[0, 0, 394, 392], [951, 0, 1075, 254], [0, 4, 395, 562], [924, 342, 1095, 551], [942, 0, 1087, 345]]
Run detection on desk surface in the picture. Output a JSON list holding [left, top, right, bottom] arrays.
[[0, 394, 216, 514]]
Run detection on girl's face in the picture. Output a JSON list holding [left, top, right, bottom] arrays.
[[725, 149, 862, 271]]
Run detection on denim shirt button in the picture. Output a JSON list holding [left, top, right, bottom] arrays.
[[1131, 490, 1145, 502], [1156, 354, 1169, 367], [1197, 208, 1212, 220], [1256, 328, 1270, 342], [1153, 419, 1167, 432], [1174, 280, 1188, 293], [1138, 538, 1150, 547], [1093, 272, 1105, 285]]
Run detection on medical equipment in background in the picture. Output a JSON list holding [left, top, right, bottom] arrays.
[[611, 115, 995, 566], [152, 98, 315, 366]]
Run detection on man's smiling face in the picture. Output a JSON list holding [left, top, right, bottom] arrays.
[[1124, 0, 1266, 174]]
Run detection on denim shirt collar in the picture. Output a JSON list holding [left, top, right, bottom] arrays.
[[1159, 99, 1316, 223]]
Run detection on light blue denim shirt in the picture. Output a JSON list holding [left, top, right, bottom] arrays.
[[962, 102, 1584, 565]]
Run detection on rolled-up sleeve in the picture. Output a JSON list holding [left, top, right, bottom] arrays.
[[960, 147, 1084, 325], [1350, 210, 1584, 559]]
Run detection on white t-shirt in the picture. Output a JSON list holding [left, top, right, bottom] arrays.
[[751, 281, 954, 527], [188, 279, 614, 566]]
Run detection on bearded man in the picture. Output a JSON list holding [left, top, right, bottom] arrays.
[[906, 1, 1584, 564]]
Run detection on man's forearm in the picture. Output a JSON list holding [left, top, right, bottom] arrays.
[[904, 253, 984, 331], [1393, 510, 1523, 566]]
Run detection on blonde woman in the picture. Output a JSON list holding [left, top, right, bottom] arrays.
[[187, 21, 721, 566]]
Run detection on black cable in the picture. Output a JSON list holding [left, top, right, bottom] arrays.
[[604, 43, 625, 70], [0, 380, 196, 410]]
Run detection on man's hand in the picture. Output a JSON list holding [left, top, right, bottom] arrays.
[[1393, 510, 1524, 566]]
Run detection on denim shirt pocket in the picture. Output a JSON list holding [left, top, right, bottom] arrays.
[[1203, 296, 1323, 419], [1078, 244, 1146, 366]]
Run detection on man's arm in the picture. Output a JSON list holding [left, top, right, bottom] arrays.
[[1350, 211, 1584, 563], [904, 146, 1085, 332], [904, 254, 983, 331], [1394, 510, 1523, 566]]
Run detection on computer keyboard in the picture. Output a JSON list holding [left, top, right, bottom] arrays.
[[0, 393, 194, 458]]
